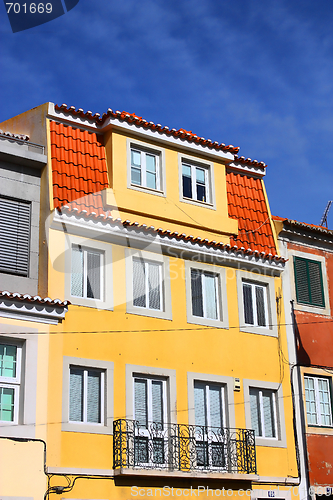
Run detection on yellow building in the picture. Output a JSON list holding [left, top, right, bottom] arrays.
[[1, 103, 299, 500]]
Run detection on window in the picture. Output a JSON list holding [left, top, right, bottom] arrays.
[[294, 257, 325, 307], [69, 366, 105, 425], [304, 376, 332, 427], [191, 269, 221, 321], [0, 343, 21, 424], [134, 376, 167, 465], [0, 197, 31, 276], [249, 388, 277, 439], [71, 246, 104, 301], [242, 281, 268, 328], [194, 381, 227, 468], [131, 148, 161, 191], [125, 250, 172, 320], [185, 262, 228, 329], [62, 356, 114, 434], [182, 162, 209, 203], [133, 258, 162, 311]]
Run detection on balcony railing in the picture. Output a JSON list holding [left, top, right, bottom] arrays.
[[113, 419, 257, 475]]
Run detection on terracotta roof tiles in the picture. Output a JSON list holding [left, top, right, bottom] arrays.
[[0, 290, 70, 307]]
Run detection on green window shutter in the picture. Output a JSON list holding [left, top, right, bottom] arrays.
[[294, 257, 325, 307]]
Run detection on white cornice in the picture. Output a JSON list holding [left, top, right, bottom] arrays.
[[0, 299, 68, 324], [51, 211, 284, 274]]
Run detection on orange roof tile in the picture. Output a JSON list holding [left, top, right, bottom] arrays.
[[273, 216, 333, 237], [54, 104, 240, 155], [50, 120, 109, 216], [226, 170, 277, 254]]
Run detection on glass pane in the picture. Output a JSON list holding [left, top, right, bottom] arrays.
[[191, 269, 203, 317], [71, 247, 83, 297], [133, 259, 146, 308], [182, 165, 191, 177], [146, 171, 156, 190], [249, 388, 261, 436], [87, 370, 101, 423], [318, 378, 332, 426], [196, 183, 206, 202], [87, 251, 101, 300], [209, 385, 222, 428], [243, 284, 254, 325], [196, 441, 208, 467], [134, 379, 148, 428], [131, 167, 141, 185], [196, 168, 205, 184], [146, 154, 156, 173], [204, 274, 218, 320], [131, 150, 141, 167], [194, 382, 206, 427], [211, 442, 226, 468], [0, 345, 17, 378], [262, 390, 276, 438], [0, 387, 15, 422], [304, 377, 318, 425], [152, 380, 163, 425], [183, 174, 192, 199], [69, 367, 83, 422], [153, 437, 164, 464], [148, 263, 161, 310], [135, 436, 148, 464], [255, 286, 266, 327]]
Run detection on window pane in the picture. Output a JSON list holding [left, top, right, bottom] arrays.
[[146, 154, 156, 174], [131, 167, 141, 185], [182, 165, 191, 177], [148, 263, 161, 310], [146, 171, 156, 190], [262, 390, 276, 438], [134, 379, 148, 428], [69, 367, 83, 422], [0, 345, 17, 378], [194, 382, 206, 427], [243, 284, 254, 325], [133, 259, 146, 308], [131, 150, 141, 167], [196, 183, 206, 202], [182, 165, 192, 198], [255, 286, 266, 327], [0, 387, 15, 422], [191, 269, 204, 317], [87, 370, 101, 423], [152, 380, 163, 425], [249, 388, 261, 436], [318, 378, 332, 426], [209, 385, 222, 428], [304, 377, 318, 425], [87, 251, 101, 300], [204, 273, 218, 320], [196, 168, 205, 184], [71, 247, 83, 297]]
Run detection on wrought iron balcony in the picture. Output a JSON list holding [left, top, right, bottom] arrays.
[[113, 419, 257, 475]]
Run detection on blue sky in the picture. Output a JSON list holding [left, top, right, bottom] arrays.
[[1, 0, 333, 226]]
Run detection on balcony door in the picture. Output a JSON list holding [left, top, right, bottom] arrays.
[[134, 376, 168, 466], [194, 381, 227, 469]]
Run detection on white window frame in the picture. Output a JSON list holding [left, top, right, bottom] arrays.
[[0, 342, 22, 425], [62, 356, 114, 435], [178, 154, 216, 209], [243, 379, 287, 448], [184, 261, 228, 329], [249, 387, 278, 440], [70, 245, 104, 302], [133, 376, 168, 426], [236, 270, 277, 337], [127, 139, 165, 196], [304, 375, 333, 427], [69, 366, 105, 426], [242, 281, 269, 329], [64, 235, 113, 310], [125, 249, 172, 320]]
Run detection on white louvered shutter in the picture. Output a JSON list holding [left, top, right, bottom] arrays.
[[134, 378, 148, 428], [71, 247, 84, 297], [87, 251, 101, 300], [262, 390, 275, 438], [152, 380, 163, 425], [308, 261, 325, 306], [87, 370, 101, 423], [133, 259, 146, 307], [204, 274, 218, 320], [69, 368, 83, 422], [194, 382, 206, 427], [0, 197, 31, 276], [249, 388, 261, 436], [209, 385, 222, 428], [148, 263, 161, 310]]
